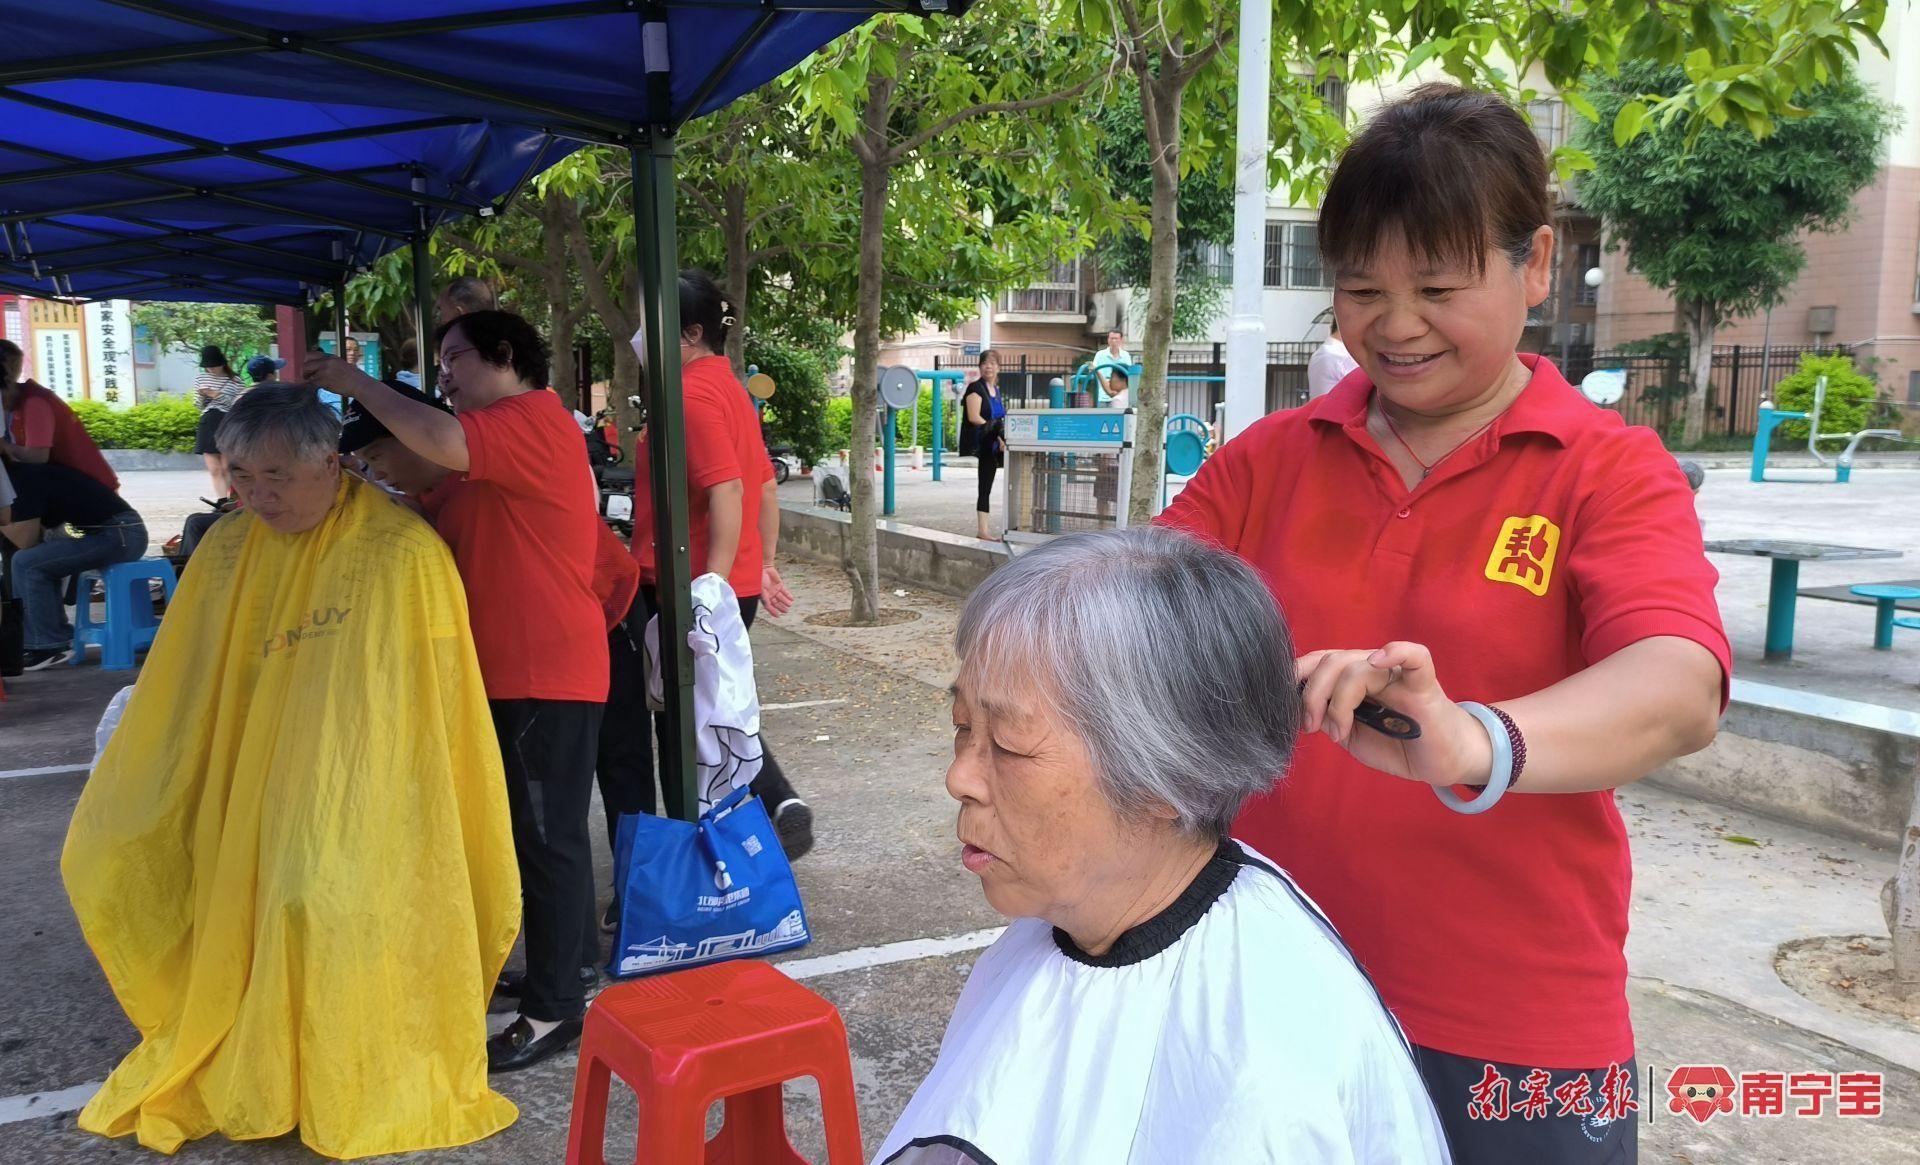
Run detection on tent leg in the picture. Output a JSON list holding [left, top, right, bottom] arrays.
[[631, 137, 698, 823], [332, 278, 348, 369], [411, 222, 436, 395]]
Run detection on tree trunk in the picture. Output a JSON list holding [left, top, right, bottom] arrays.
[[612, 340, 641, 459], [1681, 300, 1716, 447], [722, 180, 752, 379], [1127, 68, 1183, 522], [845, 150, 889, 625], [1886, 772, 1920, 993], [550, 310, 579, 412], [540, 190, 581, 410]]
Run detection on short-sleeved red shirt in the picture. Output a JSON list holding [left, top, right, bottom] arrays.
[[630, 355, 772, 598], [424, 389, 608, 703], [8, 380, 119, 490], [1160, 356, 1731, 1069]]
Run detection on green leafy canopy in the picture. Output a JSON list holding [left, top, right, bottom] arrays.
[[1573, 61, 1897, 321]]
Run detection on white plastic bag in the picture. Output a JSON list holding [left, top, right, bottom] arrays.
[[91, 685, 136, 769], [644, 573, 765, 814]]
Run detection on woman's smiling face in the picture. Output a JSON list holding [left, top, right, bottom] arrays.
[[1333, 225, 1553, 414]]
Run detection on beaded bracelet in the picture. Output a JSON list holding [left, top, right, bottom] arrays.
[[1487, 704, 1527, 788], [1434, 701, 1512, 815]]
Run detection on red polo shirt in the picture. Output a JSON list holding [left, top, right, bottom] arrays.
[[1160, 356, 1730, 1069], [423, 389, 608, 703], [630, 355, 771, 598], [8, 379, 118, 490]]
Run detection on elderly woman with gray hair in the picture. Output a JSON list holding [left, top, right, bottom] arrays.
[[877, 527, 1449, 1165], [62, 384, 523, 1158]]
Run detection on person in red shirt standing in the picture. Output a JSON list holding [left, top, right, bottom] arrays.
[[1160, 85, 1729, 1165], [1, 339, 120, 491], [600, 269, 812, 871], [307, 311, 606, 1073]]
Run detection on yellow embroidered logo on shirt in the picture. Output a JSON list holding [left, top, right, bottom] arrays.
[[1484, 515, 1561, 597]]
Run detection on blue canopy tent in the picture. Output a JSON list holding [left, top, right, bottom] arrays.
[[0, 0, 955, 818]]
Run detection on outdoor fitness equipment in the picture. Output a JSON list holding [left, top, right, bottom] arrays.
[[1000, 408, 1137, 556], [1752, 375, 1903, 484], [878, 365, 920, 517], [915, 369, 968, 481], [1163, 414, 1212, 510]]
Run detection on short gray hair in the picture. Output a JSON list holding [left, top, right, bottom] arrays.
[[955, 527, 1300, 838], [215, 383, 341, 464]]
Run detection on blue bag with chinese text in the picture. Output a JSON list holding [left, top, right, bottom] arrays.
[[607, 787, 812, 977]]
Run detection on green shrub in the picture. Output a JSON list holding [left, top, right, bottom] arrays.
[[745, 339, 835, 468], [824, 396, 854, 453], [73, 397, 202, 453], [890, 385, 961, 451], [1773, 353, 1876, 442]]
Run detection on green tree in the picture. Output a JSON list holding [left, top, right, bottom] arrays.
[[130, 302, 275, 367], [1575, 62, 1895, 444], [797, 4, 1112, 621], [1092, 77, 1236, 340], [1063, 0, 1891, 518]]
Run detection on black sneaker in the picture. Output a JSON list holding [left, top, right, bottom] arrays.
[[22, 648, 72, 671], [774, 799, 815, 861]]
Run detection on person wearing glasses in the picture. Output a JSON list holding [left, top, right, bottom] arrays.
[[306, 310, 606, 1073]]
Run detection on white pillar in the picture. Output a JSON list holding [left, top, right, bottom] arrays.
[[1222, 0, 1272, 442]]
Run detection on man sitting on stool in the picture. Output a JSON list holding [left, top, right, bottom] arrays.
[[1, 461, 147, 669]]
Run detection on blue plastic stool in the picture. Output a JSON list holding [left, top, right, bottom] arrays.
[[1849, 584, 1920, 650], [71, 559, 178, 670]]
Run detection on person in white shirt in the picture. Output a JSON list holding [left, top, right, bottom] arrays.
[[878, 527, 1450, 1165], [1307, 318, 1360, 400], [1090, 329, 1133, 402]]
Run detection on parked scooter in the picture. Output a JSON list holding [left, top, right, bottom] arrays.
[[588, 404, 636, 537]]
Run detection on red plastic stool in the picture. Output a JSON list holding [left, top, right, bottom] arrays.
[[565, 959, 864, 1165]]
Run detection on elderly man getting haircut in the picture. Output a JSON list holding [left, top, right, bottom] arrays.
[[62, 384, 522, 1159], [879, 528, 1448, 1165]]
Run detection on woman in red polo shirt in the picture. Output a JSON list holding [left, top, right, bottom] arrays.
[[598, 270, 811, 863], [1161, 85, 1729, 1165], [308, 311, 606, 1074]]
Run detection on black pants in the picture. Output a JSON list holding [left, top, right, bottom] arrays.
[[976, 452, 1001, 514], [492, 698, 603, 1023], [1413, 1044, 1639, 1165], [595, 586, 798, 848]]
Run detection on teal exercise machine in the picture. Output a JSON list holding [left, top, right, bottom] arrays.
[[1752, 375, 1903, 484]]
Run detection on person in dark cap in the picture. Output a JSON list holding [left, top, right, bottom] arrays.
[[244, 355, 286, 384], [340, 380, 456, 501]]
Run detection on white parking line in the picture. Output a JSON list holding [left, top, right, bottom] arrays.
[[0, 927, 1004, 1128], [779, 927, 1004, 981], [761, 698, 849, 712], [0, 1081, 100, 1127], [0, 763, 89, 782]]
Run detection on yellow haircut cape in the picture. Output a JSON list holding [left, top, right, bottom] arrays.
[[62, 473, 521, 1159]]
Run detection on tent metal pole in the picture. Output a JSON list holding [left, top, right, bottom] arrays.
[[631, 131, 698, 822], [333, 278, 349, 370], [411, 215, 436, 396]]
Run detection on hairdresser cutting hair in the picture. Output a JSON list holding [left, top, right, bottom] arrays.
[[1161, 85, 1729, 1165]]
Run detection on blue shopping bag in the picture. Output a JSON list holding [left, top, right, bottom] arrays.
[[607, 787, 812, 977]]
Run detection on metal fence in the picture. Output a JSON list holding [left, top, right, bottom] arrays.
[[931, 341, 1844, 439], [1554, 343, 1847, 438]]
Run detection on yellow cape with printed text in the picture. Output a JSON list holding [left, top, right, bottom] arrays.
[[61, 474, 520, 1159]]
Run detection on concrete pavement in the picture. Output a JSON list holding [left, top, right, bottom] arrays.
[[2, 479, 1917, 1161]]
